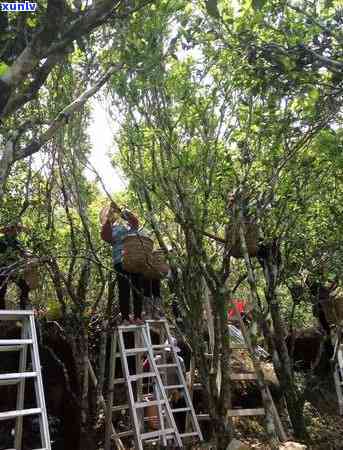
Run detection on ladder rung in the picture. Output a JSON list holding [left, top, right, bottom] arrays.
[[197, 414, 210, 420], [171, 407, 191, 413], [141, 428, 175, 440], [124, 348, 148, 355], [156, 363, 177, 369], [118, 324, 146, 330], [135, 400, 166, 408], [112, 404, 129, 412], [0, 408, 42, 421], [227, 408, 265, 416], [129, 372, 156, 381], [0, 379, 22, 386], [113, 378, 125, 385], [230, 373, 257, 381], [164, 384, 183, 389], [116, 430, 134, 438], [152, 344, 170, 350], [0, 345, 28, 352], [0, 310, 33, 320], [145, 319, 167, 323], [180, 432, 199, 438], [0, 339, 33, 346], [0, 372, 37, 381], [193, 383, 203, 390]]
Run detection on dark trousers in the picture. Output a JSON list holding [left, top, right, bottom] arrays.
[[0, 272, 30, 310], [142, 278, 161, 298], [115, 263, 143, 320]]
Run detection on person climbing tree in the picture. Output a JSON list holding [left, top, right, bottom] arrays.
[[0, 223, 30, 310], [100, 202, 145, 325]]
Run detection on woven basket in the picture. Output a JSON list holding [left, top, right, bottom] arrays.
[[23, 265, 39, 290], [122, 235, 153, 273], [229, 222, 258, 258], [143, 249, 170, 280], [144, 401, 160, 430]]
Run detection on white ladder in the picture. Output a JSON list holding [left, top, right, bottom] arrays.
[[145, 319, 203, 445], [331, 327, 343, 415], [105, 323, 183, 450], [0, 310, 51, 450]]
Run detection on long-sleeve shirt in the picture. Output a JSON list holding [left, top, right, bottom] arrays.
[[100, 210, 140, 265]]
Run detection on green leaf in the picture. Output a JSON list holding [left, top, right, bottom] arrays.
[[26, 17, 38, 28], [0, 62, 9, 77], [252, 0, 266, 10], [205, 0, 220, 19]]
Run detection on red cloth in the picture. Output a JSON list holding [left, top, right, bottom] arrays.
[[228, 299, 247, 319]]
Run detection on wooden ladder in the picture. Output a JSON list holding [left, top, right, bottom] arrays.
[[189, 312, 286, 441], [0, 310, 51, 450], [105, 323, 183, 450]]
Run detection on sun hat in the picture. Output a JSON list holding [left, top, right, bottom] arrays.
[[164, 337, 181, 353]]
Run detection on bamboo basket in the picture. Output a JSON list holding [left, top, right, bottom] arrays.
[[143, 249, 170, 280], [229, 222, 258, 258], [144, 397, 160, 430], [23, 265, 39, 290], [122, 234, 153, 273]]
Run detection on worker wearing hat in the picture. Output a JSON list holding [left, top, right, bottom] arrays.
[[0, 222, 30, 309]]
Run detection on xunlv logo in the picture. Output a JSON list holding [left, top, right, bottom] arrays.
[[0, 1, 37, 11]]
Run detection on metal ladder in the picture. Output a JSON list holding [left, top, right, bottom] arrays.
[[105, 323, 183, 450], [145, 319, 203, 444], [331, 327, 343, 415], [0, 310, 51, 450]]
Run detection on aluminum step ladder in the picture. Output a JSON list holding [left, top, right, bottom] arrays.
[[0, 310, 51, 450], [145, 319, 203, 445], [105, 323, 183, 450], [331, 327, 343, 415]]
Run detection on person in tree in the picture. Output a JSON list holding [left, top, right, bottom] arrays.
[[0, 223, 30, 310], [101, 202, 146, 325]]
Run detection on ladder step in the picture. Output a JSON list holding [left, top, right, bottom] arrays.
[[145, 319, 167, 323], [0, 379, 23, 386], [129, 372, 156, 381], [0, 372, 37, 381], [156, 363, 178, 369], [113, 378, 125, 385], [0, 310, 33, 320], [230, 373, 257, 381], [197, 414, 210, 420], [0, 408, 42, 421], [124, 347, 148, 355], [171, 407, 191, 413], [180, 432, 199, 438], [135, 400, 166, 408], [227, 408, 265, 416], [152, 344, 170, 350], [164, 384, 184, 390], [0, 345, 29, 352], [116, 430, 134, 438], [118, 324, 146, 330], [141, 428, 176, 440], [0, 339, 33, 346], [112, 404, 129, 412]]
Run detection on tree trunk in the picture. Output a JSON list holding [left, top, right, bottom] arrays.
[[258, 241, 307, 438]]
